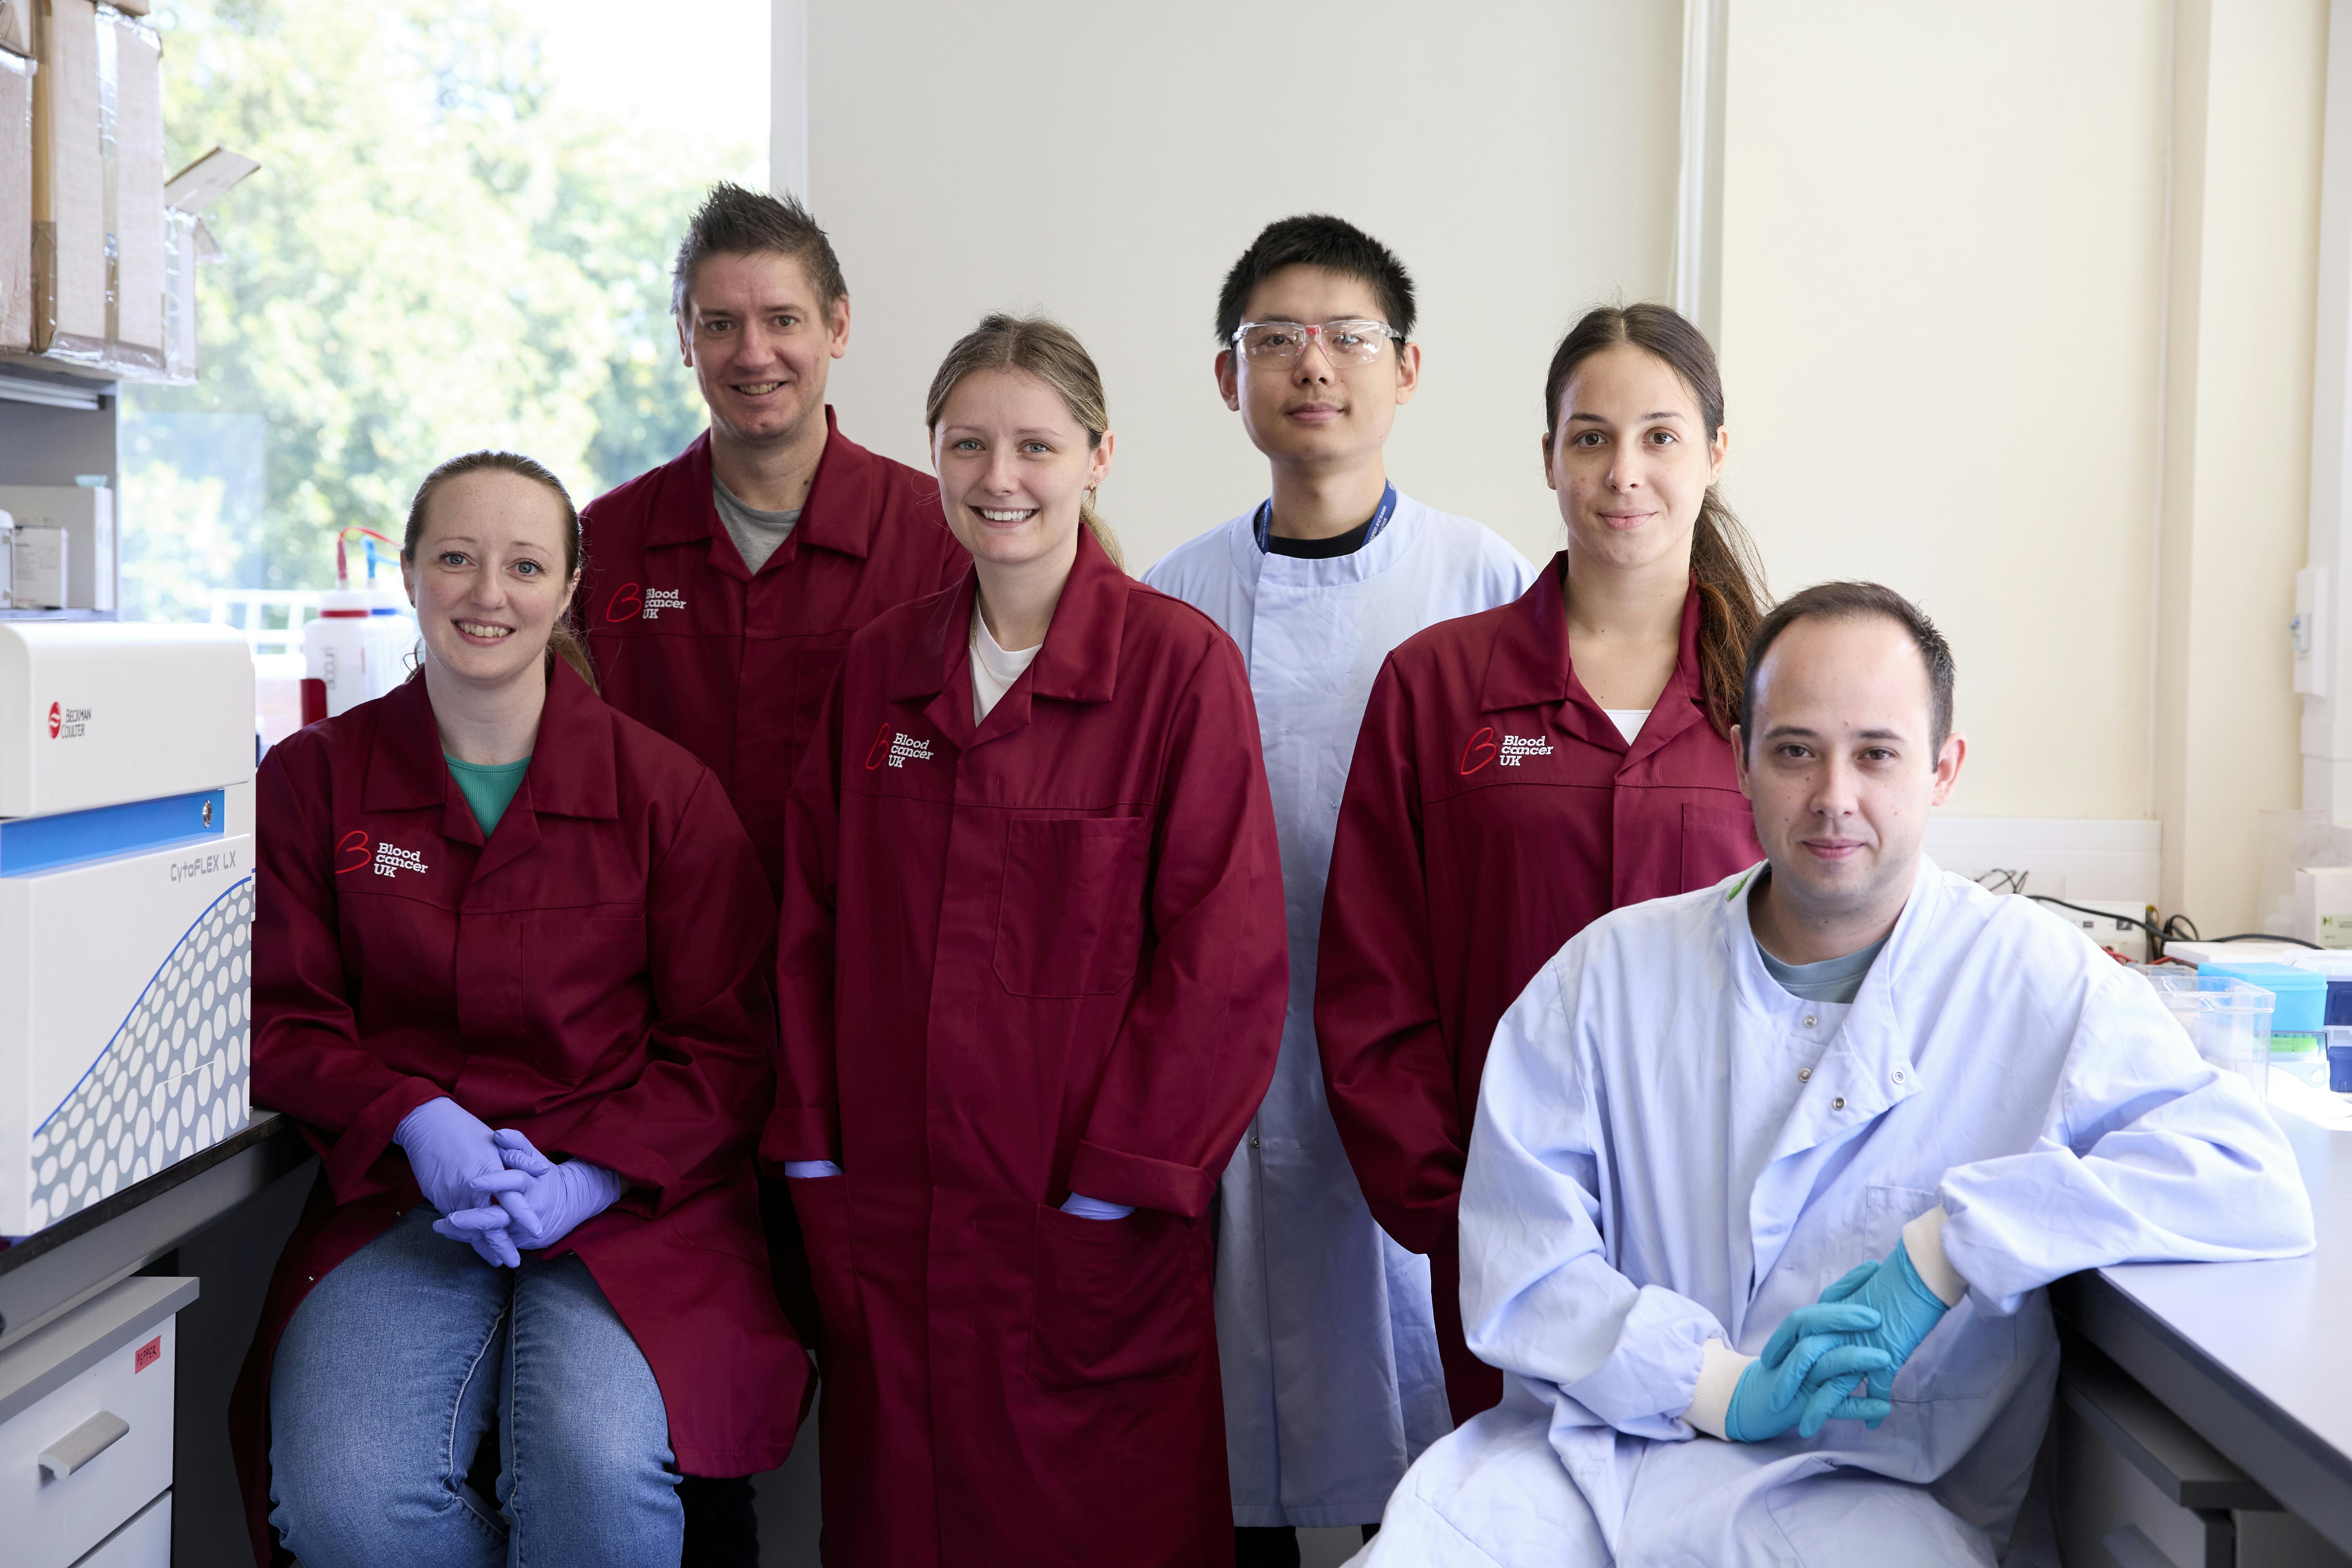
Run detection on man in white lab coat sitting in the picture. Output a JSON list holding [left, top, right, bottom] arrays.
[[1354, 579, 2315, 1567]]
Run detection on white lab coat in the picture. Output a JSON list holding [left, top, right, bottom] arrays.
[[1143, 492, 1535, 1526], [1357, 859, 2314, 1566]]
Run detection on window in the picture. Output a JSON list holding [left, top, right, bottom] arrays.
[[120, 0, 768, 622]]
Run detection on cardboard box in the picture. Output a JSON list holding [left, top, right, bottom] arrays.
[[0, 485, 109, 610], [0, 3, 27, 54], [30, 0, 99, 359], [102, 5, 160, 366], [0, 49, 29, 352]]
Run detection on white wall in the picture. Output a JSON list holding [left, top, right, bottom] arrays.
[[1716, 1, 2172, 823], [780, 0, 2338, 931], [1710, 0, 2328, 927], [802, 0, 1684, 573]]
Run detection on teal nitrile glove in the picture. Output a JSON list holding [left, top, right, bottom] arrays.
[[1725, 1301, 1897, 1441], [1772, 1243, 1953, 1412]]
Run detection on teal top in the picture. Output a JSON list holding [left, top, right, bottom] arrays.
[[445, 753, 531, 836]]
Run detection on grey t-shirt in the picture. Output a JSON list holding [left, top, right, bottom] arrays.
[[1757, 933, 1889, 1004], [713, 477, 802, 574]]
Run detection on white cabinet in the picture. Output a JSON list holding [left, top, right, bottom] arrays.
[[0, 1275, 192, 1568]]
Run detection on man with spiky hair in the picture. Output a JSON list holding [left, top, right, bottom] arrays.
[[578, 183, 967, 1566], [581, 183, 967, 893]]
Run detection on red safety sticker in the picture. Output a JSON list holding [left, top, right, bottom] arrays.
[[134, 1337, 160, 1374]]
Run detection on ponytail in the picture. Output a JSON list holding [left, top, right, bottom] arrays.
[[1078, 492, 1124, 572], [1686, 490, 1766, 736], [1543, 303, 1765, 737], [547, 620, 599, 692]]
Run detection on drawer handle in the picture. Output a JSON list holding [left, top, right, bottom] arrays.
[[38, 1411, 129, 1479]]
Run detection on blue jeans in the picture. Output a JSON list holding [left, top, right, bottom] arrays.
[[269, 1205, 682, 1567]]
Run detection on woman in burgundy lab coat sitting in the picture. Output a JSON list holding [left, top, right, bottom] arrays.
[[769, 315, 1289, 1567], [231, 452, 805, 1568], [1315, 303, 1771, 1424]]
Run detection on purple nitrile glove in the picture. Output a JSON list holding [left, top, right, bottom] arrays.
[[394, 1096, 508, 1217], [395, 1097, 521, 1268], [431, 1205, 523, 1269], [1060, 1193, 1132, 1220], [783, 1161, 843, 1178], [455, 1128, 628, 1252]]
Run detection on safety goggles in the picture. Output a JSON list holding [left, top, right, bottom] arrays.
[[1229, 318, 1404, 366]]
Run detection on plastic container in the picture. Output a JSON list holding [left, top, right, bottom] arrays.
[[364, 590, 416, 695], [360, 537, 417, 696], [2190, 979, 2276, 1101], [2196, 960, 2325, 1087], [2329, 1024, 2352, 1095], [299, 588, 374, 722]]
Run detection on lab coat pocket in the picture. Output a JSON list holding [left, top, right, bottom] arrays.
[[789, 1174, 866, 1361], [1029, 1203, 1205, 1390], [523, 911, 649, 1074], [994, 816, 1150, 998]]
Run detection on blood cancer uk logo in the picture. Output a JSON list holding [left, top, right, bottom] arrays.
[[1459, 726, 1554, 775], [606, 583, 686, 622], [334, 829, 431, 879], [863, 722, 936, 771]]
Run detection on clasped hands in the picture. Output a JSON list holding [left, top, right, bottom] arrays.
[[1721, 1238, 1955, 1443], [393, 1097, 628, 1269]]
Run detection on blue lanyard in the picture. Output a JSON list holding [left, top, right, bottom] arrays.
[[1252, 482, 1398, 553]]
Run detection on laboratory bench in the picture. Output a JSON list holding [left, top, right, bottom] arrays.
[[2053, 1098, 2352, 1567]]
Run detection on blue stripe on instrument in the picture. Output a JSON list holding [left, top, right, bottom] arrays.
[[0, 789, 228, 877]]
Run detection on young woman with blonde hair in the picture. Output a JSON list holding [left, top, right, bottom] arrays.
[[770, 315, 1289, 1565]]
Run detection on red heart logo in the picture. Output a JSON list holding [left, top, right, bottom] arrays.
[[1459, 726, 1497, 775]]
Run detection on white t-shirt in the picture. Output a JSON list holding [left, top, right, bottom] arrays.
[[1605, 708, 1650, 746], [971, 605, 1043, 721]]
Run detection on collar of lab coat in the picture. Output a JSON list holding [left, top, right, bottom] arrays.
[[890, 523, 1129, 747], [1477, 555, 1710, 760], [1722, 855, 1939, 1159], [361, 659, 622, 854], [1222, 488, 1428, 589], [642, 409, 879, 572]]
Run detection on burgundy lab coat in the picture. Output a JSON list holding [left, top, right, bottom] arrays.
[[229, 662, 806, 1566], [579, 411, 969, 891], [1314, 559, 1762, 1420], [769, 528, 1288, 1567]]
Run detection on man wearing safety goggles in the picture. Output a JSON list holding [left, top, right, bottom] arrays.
[[1143, 215, 1532, 1568]]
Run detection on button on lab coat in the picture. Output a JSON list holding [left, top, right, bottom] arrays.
[[1317, 560, 1761, 1419], [769, 528, 1290, 1567], [1144, 495, 1531, 1527], [1357, 862, 2315, 1566], [580, 412, 968, 890], [230, 663, 804, 1563]]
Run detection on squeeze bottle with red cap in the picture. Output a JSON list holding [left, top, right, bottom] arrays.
[[299, 536, 377, 724]]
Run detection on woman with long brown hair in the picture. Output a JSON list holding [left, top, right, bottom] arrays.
[[768, 315, 1288, 1564], [1314, 302, 1769, 1426]]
